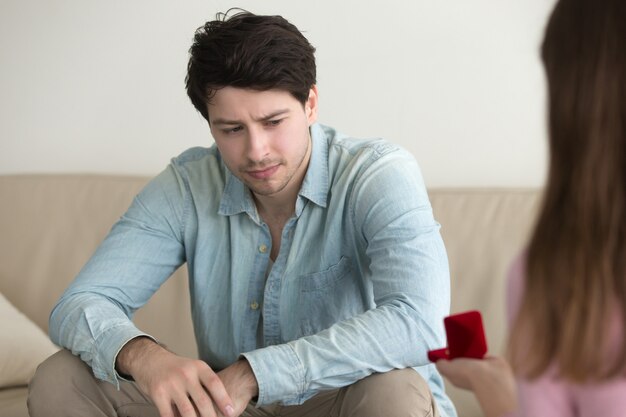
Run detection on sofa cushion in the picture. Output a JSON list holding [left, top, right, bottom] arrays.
[[0, 386, 29, 417], [0, 292, 59, 388]]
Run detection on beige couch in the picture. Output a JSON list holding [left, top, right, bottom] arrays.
[[0, 174, 540, 417]]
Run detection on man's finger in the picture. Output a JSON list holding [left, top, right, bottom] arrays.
[[172, 390, 201, 417], [187, 383, 217, 417], [152, 393, 177, 417], [200, 368, 235, 416]]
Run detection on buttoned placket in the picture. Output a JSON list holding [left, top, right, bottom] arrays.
[[261, 216, 298, 347], [240, 221, 272, 353]]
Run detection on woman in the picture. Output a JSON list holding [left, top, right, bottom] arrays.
[[436, 0, 626, 416]]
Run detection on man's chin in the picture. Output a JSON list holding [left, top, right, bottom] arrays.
[[250, 186, 280, 197], [247, 181, 288, 197]]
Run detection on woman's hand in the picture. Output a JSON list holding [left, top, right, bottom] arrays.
[[436, 356, 518, 417]]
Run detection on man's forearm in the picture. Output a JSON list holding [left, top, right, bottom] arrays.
[[217, 359, 259, 410], [115, 336, 164, 378]]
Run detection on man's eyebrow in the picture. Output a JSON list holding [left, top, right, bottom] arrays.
[[211, 109, 290, 126], [256, 109, 290, 122]]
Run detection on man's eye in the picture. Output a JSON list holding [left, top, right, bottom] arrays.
[[266, 119, 282, 127], [224, 126, 243, 134]]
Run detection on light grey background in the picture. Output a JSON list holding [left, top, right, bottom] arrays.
[[0, 0, 556, 187]]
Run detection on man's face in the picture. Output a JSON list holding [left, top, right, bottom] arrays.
[[208, 86, 318, 199]]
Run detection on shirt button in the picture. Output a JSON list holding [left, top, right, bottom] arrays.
[[259, 244, 268, 253], [250, 301, 259, 310]]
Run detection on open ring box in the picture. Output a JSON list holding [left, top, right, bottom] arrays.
[[428, 310, 488, 362]]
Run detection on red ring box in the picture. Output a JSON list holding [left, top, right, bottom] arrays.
[[428, 310, 488, 362]]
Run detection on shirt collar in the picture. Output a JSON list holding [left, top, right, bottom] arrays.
[[218, 123, 329, 219]]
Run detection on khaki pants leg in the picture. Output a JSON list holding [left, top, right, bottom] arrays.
[[333, 368, 440, 417], [277, 368, 439, 417], [28, 349, 159, 417]]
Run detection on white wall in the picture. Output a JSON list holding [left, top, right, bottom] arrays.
[[0, 0, 556, 187]]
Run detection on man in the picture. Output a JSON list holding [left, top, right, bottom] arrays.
[[29, 10, 456, 417]]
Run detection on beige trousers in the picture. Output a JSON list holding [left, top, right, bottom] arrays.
[[28, 350, 440, 417]]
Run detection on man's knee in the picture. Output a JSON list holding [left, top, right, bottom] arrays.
[[28, 349, 94, 416], [29, 348, 159, 417], [339, 368, 439, 417]]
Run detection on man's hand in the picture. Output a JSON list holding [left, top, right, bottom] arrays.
[[436, 355, 517, 417], [116, 337, 235, 417], [216, 359, 259, 416]]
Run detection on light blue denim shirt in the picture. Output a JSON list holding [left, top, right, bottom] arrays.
[[50, 123, 456, 417]]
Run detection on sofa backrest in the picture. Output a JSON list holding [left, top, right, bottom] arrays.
[[429, 189, 540, 414], [0, 174, 540, 416]]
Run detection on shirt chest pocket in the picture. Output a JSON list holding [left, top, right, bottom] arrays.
[[299, 256, 352, 292], [293, 256, 366, 337]]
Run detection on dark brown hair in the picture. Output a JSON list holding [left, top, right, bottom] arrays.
[[509, 0, 626, 381], [185, 10, 317, 121]]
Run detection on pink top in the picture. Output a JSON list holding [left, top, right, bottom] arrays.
[[504, 254, 626, 417]]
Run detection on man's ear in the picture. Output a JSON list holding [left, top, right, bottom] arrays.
[[305, 85, 319, 125]]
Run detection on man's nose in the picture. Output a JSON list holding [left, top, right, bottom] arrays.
[[246, 127, 270, 162]]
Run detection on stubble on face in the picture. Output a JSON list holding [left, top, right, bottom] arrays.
[[240, 127, 311, 198]]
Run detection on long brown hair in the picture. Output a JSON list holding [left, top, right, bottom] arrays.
[[509, 0, 626, 381]]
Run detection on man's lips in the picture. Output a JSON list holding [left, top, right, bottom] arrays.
[[246, 164, 279, 180]]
